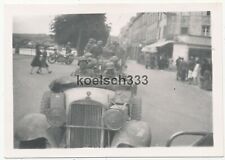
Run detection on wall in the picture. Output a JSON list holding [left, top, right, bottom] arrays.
[[172, 43, 189, 64], [14, 48, 36, 56]]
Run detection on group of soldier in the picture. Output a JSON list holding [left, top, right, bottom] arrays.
[[72, 38, 126, 78]]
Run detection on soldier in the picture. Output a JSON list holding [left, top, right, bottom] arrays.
[[90, 40, 104, 58], [111, 42, 126, 67], [65, 42, 72, 56], [110, 55, 121, 72], [84, 38, 96, 53], [74, 57, 88, 75], [103, 61, 117, 78], [39, 78, 70, 147], [71, 56, 95, 77]]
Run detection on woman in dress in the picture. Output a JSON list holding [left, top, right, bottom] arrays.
[[192, 58, 201, 85], [30, 44, 42, 74], [40, 46, 52, 74]]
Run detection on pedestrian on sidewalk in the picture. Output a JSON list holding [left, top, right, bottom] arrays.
[[180, 58, 188, 81], [192, 57, 201, 85], [40, 46, 52, 74], [30, 44, 42, 74], [187, 56, 196, 84]]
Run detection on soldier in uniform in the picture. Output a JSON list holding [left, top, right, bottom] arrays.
[[110, 56, 121, 72], [90, 40, 104, 59], [84, 38, 96, 53], [65, 42, 72, 56], [103, 61, 117, 78], [71, 56, 95, 77]]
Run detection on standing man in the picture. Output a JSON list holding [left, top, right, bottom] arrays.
[[65, 42, 72, 56], [187, 56, 196, 84], [111, 41, 126, 68], [84, 38, 96, 53]]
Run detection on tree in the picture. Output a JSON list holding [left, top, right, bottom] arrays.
[[51, 14, 111, 55]]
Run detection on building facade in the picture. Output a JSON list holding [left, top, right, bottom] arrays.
[[119, 12, 211, 64]]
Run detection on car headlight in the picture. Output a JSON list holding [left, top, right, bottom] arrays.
[[103, 107, 127, 131]]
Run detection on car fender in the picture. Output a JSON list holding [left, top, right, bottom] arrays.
[[111, 120, 151, 147]]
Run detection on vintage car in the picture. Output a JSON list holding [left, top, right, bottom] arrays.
[[38, 76, 150, 148], [15, 109, 213, 148]]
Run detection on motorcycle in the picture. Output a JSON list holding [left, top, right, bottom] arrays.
[[48, 52, 75, 65]]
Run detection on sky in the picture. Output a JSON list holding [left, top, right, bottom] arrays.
[[13, 13, 136, 36]]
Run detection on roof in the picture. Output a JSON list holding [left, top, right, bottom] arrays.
[[141, 40, 174, 52]]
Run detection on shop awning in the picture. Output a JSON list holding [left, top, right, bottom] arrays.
[[141, 40, 174, 53]]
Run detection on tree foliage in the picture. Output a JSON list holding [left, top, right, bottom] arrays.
[[51, 14, 111, 54]]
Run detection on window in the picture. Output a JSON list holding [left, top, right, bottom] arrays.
[[207, 11, 210, 16], [202, 25, 210, 36], [181, 27, 188, 34]]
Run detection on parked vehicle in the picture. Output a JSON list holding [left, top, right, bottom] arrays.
[[48, 52, 75, 65], [38, 76, 145, 148], [15, 106, 213, 148]]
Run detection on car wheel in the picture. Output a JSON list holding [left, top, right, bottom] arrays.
[[48, 55, 56, 64], [65, 56, 74, 65]]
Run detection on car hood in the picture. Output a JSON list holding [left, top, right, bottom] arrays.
[[64, 87, 115, 110]]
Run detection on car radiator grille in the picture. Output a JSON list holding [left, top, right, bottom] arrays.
[[68, 100, 103, 148]]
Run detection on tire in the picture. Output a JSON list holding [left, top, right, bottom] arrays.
[[65, 56, 74, 65], [130, 97, 142, 120], [48, 55, 56, 64]]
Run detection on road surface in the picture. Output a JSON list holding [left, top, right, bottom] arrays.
[[13, 55, 212, 146]]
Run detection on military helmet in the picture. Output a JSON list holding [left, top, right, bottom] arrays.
[[77, 56, 88, 65], [84, 52, 93, 58], [78, 56, 87, 61], [105, 61, 115, 70], [97, 40, 103, 45], [110, 56, 119, 62], [49, 79, 62, 92], [88, 38, 96, 43], [15, 113, 50, 141]]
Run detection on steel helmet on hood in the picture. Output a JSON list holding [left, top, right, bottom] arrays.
[[15, 113, 50, 141]]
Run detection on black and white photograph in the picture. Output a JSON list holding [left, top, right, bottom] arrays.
[[4, 2, 224, 158]]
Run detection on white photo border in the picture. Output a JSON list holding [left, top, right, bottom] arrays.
[[4, 3, 224, 158]]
